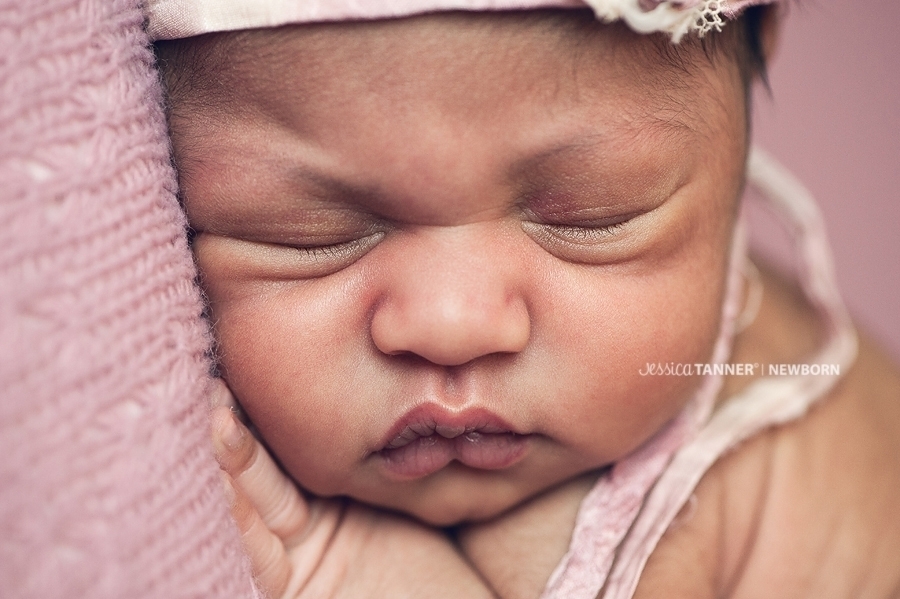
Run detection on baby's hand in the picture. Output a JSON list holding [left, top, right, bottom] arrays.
[[210, 380, 317, 594], [210, 381, 497, 599]]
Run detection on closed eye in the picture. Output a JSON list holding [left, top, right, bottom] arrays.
[[292, 236, 379, 262], [195, 231, 385, 280], [538, 221, 627, 241], [521, 213, 643, 264]]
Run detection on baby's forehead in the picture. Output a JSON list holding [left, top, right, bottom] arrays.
[[156, 9, 752, 219], [158, 10, 741, 124]]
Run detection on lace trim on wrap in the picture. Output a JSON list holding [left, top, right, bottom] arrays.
[[582, 0, 727, 42], [144, 0, 775, 42]]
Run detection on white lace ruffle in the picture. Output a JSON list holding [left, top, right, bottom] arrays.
[[583, 0, 727, 42], [145, 0, 761, 42]]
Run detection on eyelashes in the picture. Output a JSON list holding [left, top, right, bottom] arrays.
[[280, 233, 388, 277], [521, 214, 641, 264], [293, 236, 378, 262], [203, 231, 386, 280], [202, 211, 644, 282], [537, 221, 627, 241]]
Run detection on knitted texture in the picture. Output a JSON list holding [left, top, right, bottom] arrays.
[[0, 1, 256, 597]]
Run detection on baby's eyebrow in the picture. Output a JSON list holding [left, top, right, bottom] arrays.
[[509, 135, 607, 177], [280, 123, 690, 208], [283, 163, 392, 211]]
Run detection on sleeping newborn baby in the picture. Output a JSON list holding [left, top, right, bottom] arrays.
[[152, 2, 900, 597]]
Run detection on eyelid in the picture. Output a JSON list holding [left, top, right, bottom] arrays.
[[201, 230, 386, 280], [291, 234, 376, 256], [538, 220, 627, 240], [521, 211, 644, 264], [543, 210, 640, 228]]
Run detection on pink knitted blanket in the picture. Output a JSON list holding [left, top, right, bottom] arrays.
[[0, 1, 255, 597]]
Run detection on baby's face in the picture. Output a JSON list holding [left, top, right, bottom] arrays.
[[167, 12, 748, 525]]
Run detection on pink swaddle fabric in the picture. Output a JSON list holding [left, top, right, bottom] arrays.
[[0, 1, 256, 597]]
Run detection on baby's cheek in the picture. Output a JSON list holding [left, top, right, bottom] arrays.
[[203, 270, 382, 495], [617, 269, 725, 427], [545, 250, 726, 461]]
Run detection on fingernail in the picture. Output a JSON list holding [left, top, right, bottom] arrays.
[[209, 380, 232, 409], [221, 410, 245, 453], [220, 471, 236, 507]]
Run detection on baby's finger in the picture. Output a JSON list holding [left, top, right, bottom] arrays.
[[209, 378, 238, 410], [221, 472, 292, 599], [212, 405, 310, 542], [209, 378, 251, 424]]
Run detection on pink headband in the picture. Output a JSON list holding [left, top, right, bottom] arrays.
[[145, 0, 775, 42]]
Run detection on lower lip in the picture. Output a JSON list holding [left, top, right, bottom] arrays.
[[376, 432, 530, 480]]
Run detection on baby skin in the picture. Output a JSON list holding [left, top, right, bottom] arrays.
[[157, 10, 900, 598]]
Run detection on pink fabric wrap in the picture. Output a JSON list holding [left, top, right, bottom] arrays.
[[0, 1, 256, 597]]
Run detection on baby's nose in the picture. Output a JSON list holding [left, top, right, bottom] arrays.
[[369, 229, 530, 367]]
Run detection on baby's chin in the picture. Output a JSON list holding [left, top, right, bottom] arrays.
[[338, 462, 586, 527], [396, 494, 515, 527]]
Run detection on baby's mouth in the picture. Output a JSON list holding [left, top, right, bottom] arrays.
[[374, 406, 531, 480]]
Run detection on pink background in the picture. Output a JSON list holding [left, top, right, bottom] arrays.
[[750, 0, 900, 361]]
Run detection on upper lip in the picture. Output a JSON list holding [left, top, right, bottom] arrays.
[[377, 404, 522, 451]]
